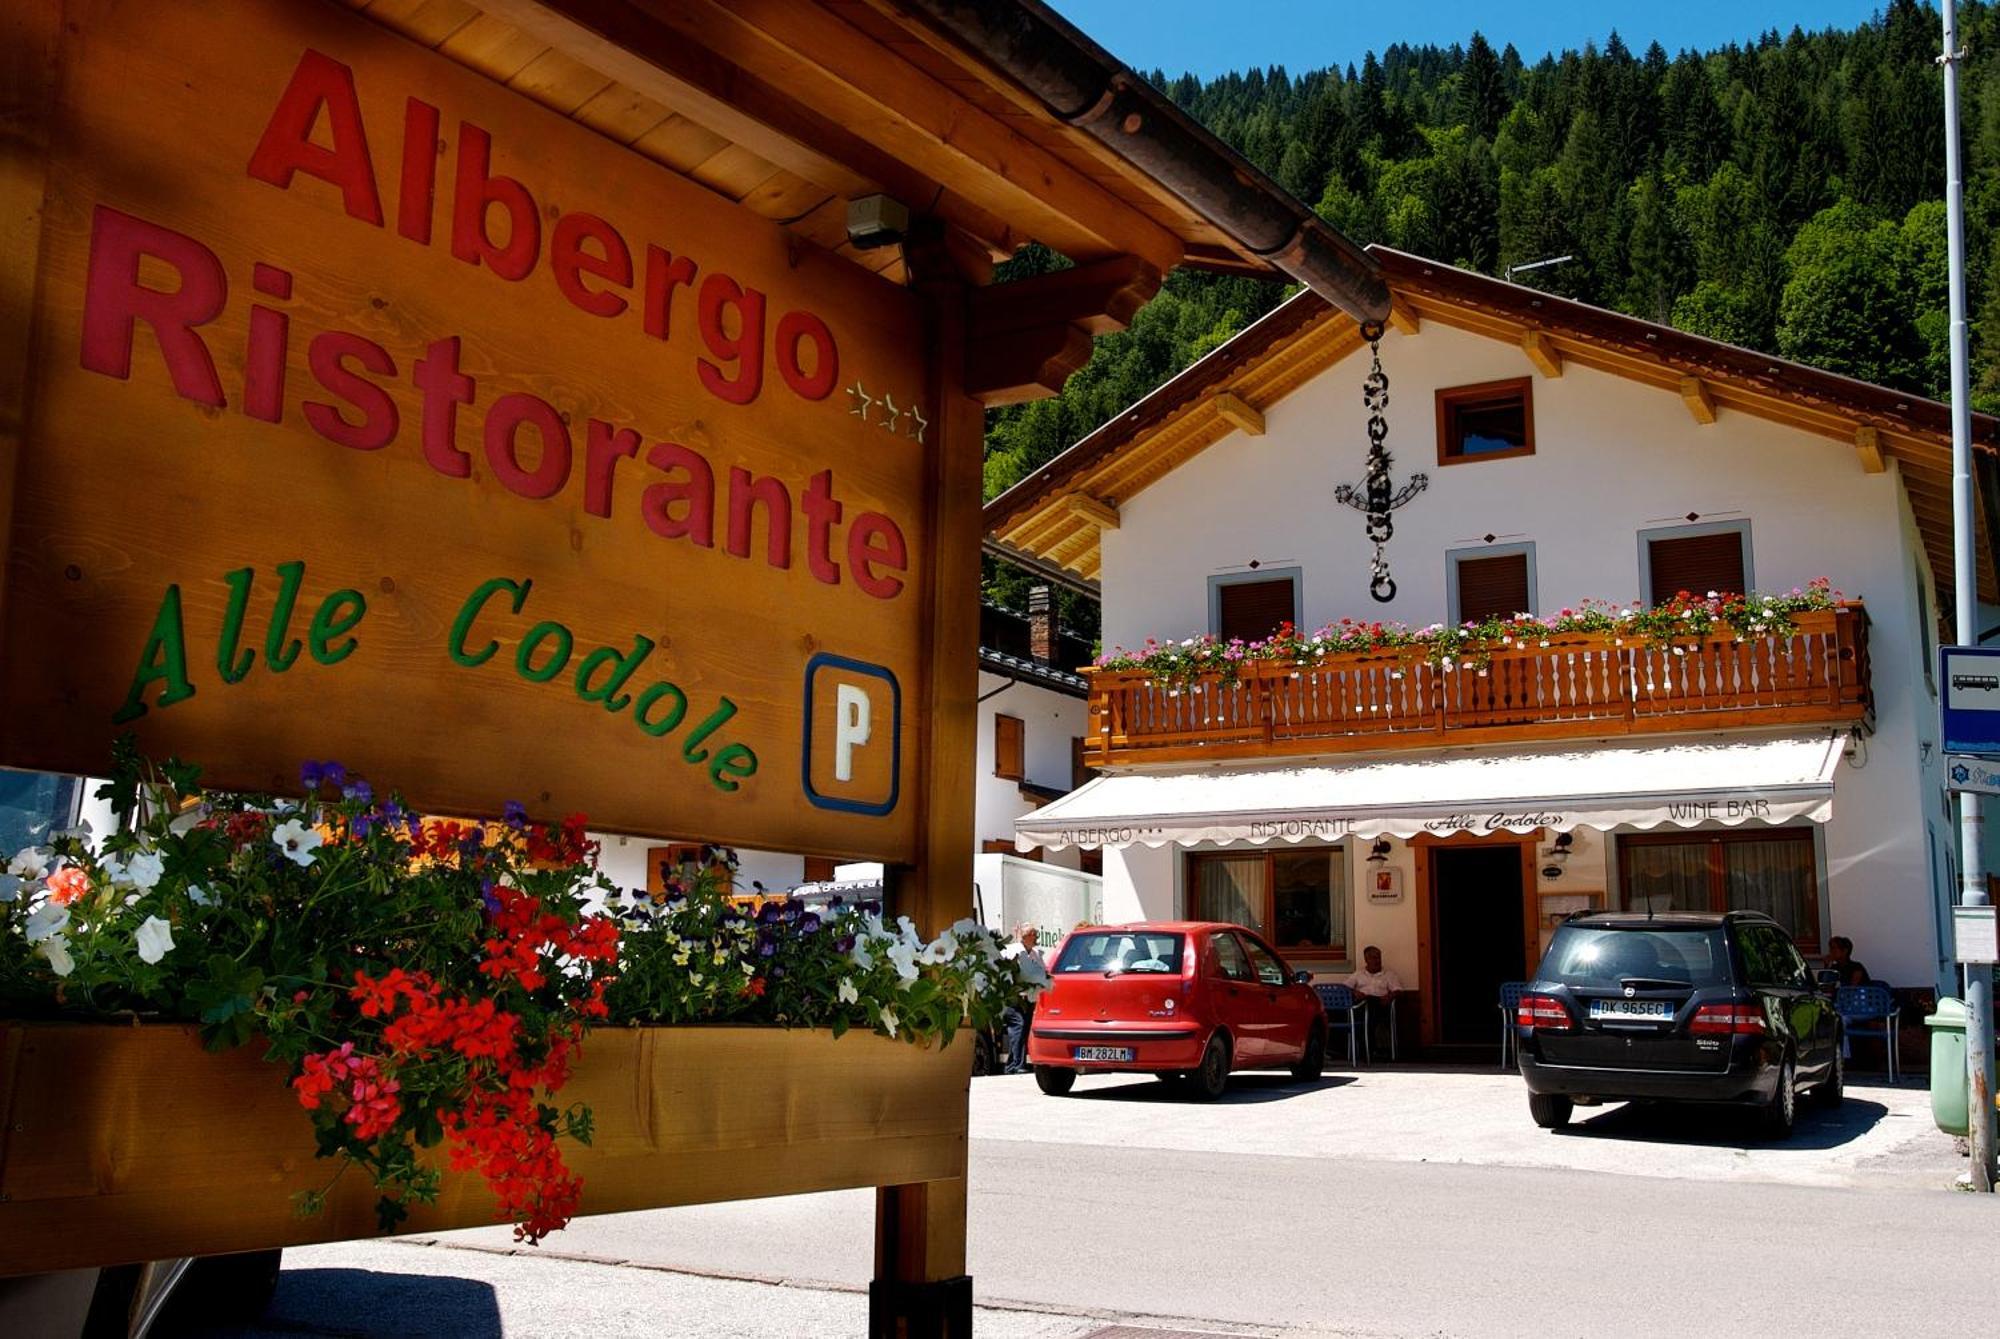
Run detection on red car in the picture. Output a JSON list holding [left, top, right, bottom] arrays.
[[1027, 921, 1326, 1100]]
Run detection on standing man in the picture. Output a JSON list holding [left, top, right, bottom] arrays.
[[1343, 944, 1404, 1060], [1001, 924, 1043, 1074]]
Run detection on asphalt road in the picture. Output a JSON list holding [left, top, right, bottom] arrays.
[[195, 1069, 1994, 1338]]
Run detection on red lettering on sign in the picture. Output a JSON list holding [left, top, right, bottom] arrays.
[[802, 469, 843, 586], [243, 263, 292, 424], [583, 419, 642, 519], [450, 122, 538, 282], [695, 274, 764, 405], [775, 310, 837, 401], [397, 97, 441, 246], [641, 246, 697, 342], [246, 49, 383, 227], [412, 336, 476, 478], [849, 512, 907, 600], [79, 205, 228, 408], [484, 392, 572, 499], [642, 442, 715, 547], [303, 331, 398, 450], [552, 213, 632, 319], [725, 468, 791, 569]]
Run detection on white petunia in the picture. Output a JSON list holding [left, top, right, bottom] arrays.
[[24, 901, 70, 944], [187, 883, 214, 907], [850, 937, 875, 970], [57, 818, 93, 841], [109, 850, 165, 892], [167, 806, 208, 836], [135, 915, 175, 965], [949, 917, 985, 938], [837, 977, 860, 1005], [878, 1004, 900, 1038], [8, 847, 49, 881], [270, 818, 323, 867], [39, 934, 75, 978], [917, 935, 956, 965], [885, 938, 921, 982]]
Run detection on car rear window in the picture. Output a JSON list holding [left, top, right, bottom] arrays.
[[1540, 925, 1732, 989], [1054, 931, 1185, 975]]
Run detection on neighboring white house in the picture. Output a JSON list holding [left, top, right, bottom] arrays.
[[988, 246, 1997, 1049]]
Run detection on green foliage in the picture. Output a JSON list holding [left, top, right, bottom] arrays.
[[982, 1, 1997, 601]]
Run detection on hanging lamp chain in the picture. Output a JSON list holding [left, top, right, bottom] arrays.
[[1360, 321, 1397, 602]]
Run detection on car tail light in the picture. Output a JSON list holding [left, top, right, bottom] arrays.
[[1516, 994, 1572, 1031], [1689, 1003, 1766, 1035]]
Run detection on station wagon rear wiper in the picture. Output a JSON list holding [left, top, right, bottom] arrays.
[[1617, 976, 1688, 990]]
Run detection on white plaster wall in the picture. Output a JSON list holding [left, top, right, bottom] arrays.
[[979, 670, 1088, 870], [1093, 320, 1948, 990]]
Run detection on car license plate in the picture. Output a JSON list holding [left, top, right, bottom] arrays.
[[1589, 999, 1673, 1021], [1074, 1045, 1135, 1062]]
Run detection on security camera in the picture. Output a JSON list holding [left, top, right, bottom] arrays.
[[846, 194, 910, 250]]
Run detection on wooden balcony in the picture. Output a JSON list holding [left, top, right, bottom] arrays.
[[1084, 607, 1871, 767]]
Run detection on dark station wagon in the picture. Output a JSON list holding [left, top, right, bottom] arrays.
[[1514, 910, 1843, 1137]]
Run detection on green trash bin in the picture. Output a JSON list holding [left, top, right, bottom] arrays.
[[1928, 997, 1969, 1136]]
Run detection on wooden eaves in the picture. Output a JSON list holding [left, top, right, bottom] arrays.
[[346, 0, 1385, 404], [985, 246, 2000, 605]]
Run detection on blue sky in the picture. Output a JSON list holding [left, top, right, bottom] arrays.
[[1050, 2, 1898, 79]]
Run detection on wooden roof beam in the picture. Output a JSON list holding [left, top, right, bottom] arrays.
[[969, 256, 1161, 339], [667, 0, 1187, 273], [1679, 376, 1716, 425], [1212, 390, 1265, 437], [1065, 493, 1121, 530], [1521, 329, 1563, 378], [1387, 298, 1420, 335], [474, 0, 1019, 259], [966, 324, 1095, 407], [1855, 425, 1887, 474]]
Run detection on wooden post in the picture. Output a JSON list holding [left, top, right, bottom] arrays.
[[0, 0, 58, 644], [873, 221, 981, 1339]]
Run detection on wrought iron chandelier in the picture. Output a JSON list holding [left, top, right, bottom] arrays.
[[1332, 320, 1427, 602]]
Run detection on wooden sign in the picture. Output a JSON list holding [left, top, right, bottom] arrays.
[[0, 0, 934, 859]]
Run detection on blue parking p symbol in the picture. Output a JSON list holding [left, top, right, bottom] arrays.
[[802, 653, 900, 816]]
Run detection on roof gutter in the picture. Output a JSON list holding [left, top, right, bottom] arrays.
[[905, 0, 1391, 323]]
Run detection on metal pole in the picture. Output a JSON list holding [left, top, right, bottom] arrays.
[[1942, 0, 1996, 1192]]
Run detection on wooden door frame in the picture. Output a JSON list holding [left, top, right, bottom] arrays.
[[1410, 832, 1541, 1048]]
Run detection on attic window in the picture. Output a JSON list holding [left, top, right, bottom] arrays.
[[1437, 378, 1534, 464]]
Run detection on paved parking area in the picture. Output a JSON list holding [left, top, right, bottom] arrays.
[[971, 1062, 1959, 1188]]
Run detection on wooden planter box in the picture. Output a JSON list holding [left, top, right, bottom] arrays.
[[0, 1023, 969, 1277]]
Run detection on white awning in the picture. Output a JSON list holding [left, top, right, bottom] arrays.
[[1016, 732, 1846, 851]]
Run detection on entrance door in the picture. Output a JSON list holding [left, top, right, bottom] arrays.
[[1433, 845, 1526, 1046]]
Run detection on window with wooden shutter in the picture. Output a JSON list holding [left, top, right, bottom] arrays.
[[994, 713, 1025, 780], [1437, 378, 1534, 463], [1452, 551, 1532, 624], [802, 856, 836, 883], [1647, 528, 1748, 606], [1216, 576, 1296, 644]]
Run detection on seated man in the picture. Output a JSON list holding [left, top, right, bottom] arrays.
[[1342, 945, 1403, 1058], [1826, 934, 1871, 988]]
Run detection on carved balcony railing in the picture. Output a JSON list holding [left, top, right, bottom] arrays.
[[1083, 606, 1871, 767]]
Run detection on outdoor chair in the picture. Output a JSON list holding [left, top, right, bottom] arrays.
[[1498, 981, 1529, 1069], [1836, 984, 1901, 1084], [1314, 983, 1362, 1066]]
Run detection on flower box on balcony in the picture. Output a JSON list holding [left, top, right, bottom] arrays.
[[0, 1022, 968, 1277], [1085, 605, 1872, 767]]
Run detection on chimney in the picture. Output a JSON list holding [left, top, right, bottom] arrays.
[[1027, 585, 1053, 664]]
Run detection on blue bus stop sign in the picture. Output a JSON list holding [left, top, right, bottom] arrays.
[[1942, 645, 2000, 756]]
